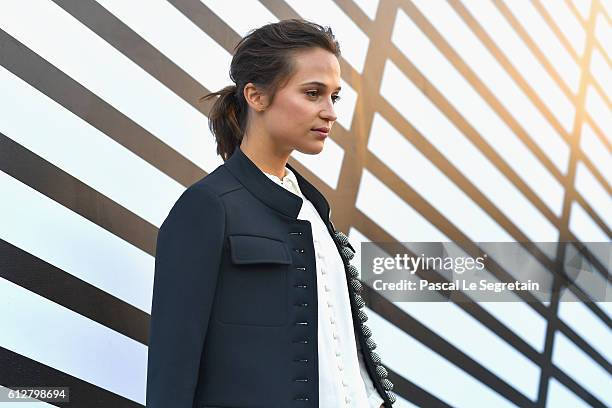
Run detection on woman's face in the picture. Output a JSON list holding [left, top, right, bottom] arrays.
[[260, 47, 342, 155]]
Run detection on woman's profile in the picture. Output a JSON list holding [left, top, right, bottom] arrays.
[[146, 18, 396, 408]]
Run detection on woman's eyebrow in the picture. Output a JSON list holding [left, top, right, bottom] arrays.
[[300, 81, 342, 91]]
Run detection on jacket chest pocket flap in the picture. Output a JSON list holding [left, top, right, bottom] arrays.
[[228, 234, 292, 265], [218, 234, 291, 326]]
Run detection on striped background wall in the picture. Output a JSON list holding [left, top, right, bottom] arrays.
[[0, 0, 610, 407]]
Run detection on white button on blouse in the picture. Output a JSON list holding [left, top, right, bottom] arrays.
[[263, 166, 385, 408]]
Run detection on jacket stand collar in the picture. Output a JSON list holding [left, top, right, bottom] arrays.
[[224, 145, 332, 226]]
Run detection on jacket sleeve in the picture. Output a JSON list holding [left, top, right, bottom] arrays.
[[146, 185, 225, 408]]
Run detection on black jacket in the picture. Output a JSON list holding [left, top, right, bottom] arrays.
[[146, 146, 395, 407]]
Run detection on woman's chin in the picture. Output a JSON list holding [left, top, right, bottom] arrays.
[[297, 140, 325, 155]]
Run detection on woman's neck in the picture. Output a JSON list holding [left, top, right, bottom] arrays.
[[239, 135, 290, 180]]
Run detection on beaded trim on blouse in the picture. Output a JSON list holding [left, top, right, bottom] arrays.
[[332, 230, 397, 405]]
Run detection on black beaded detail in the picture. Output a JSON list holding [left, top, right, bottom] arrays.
[[376, 365, 388, 379], [350, 278, 362, 293], [353, 293, 366, 309], [366, 337, 377, 350], [332, 230, 396, 405], [347, 264, 359, 278], [334, 230, 350, 246], [340, 246, 355, 261]]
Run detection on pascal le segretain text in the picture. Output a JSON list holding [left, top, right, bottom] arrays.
[[373, 279, 540, 293]]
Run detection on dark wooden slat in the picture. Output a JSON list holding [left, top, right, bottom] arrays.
[[388, 368, 454, 408], [0, 347, 143, 407], [366, 286, 537, 408], [0, 239, 149, 345], [0, 133, 158, 257], [0, 27, 204, 188]]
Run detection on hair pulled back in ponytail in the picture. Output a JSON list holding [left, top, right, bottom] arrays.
[[199, 18, 341, 162]]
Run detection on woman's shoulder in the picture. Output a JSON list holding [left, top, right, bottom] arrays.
[[160, 181, 226, 235], [186, 163, 242, 199], [174, 183, 224, 214]]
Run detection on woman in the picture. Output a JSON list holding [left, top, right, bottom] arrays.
[[146, 19, 396, 408]]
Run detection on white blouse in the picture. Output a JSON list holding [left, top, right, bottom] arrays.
[[263, 166, 384, 408]]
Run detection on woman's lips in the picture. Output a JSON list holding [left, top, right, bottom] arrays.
[[312, 129, 328, 139]]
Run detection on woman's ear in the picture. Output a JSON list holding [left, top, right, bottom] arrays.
[[243, 82, 269, 112]]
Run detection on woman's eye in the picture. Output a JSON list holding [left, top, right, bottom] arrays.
[[306, 90, 341, 104]]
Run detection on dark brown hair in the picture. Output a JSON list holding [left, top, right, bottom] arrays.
[[199, 18, 341, 162]]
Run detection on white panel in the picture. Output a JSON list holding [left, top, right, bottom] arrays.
[[571, 0, 592, 20], [0, 278, 147, 404], [601, 302, 612, 318], [0, 0, 223, 173], [460, 1, 575, 132], [503, 0, 580, 93], [379, 59, 560, 246], [396, 303, 540, 401], [603, 0, 612, 18], [585, 86, 612, 145], [391, 8, 566, 216], [0, 65, 184, 228], [368, 113, 549, 301], [478, 302, 547, 353], [409, 0, 570, 175], [569, 202, 610, 268], [546, 377, 591, 408], [552, 331, 612, 407], [291, 136, 344, 189], [539, 0, 586, 55], [558, 301, 612, 364], [0, 171, 154, 313], [284, 0, 370, 73], [367, 310, 518, 408], [355, 169, 450, 242], [95, 0, 233, 93], [200, 0, 278, 37], [368, 113, 512, 242], [574, 162, 612, 231], [595, 15, 612, 64], [335, 78, 358, 130], [590, 48, 612, 103], [569, 201, 609, 241], [353, 0, 379, 20], [580, 122, 612, 187]]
